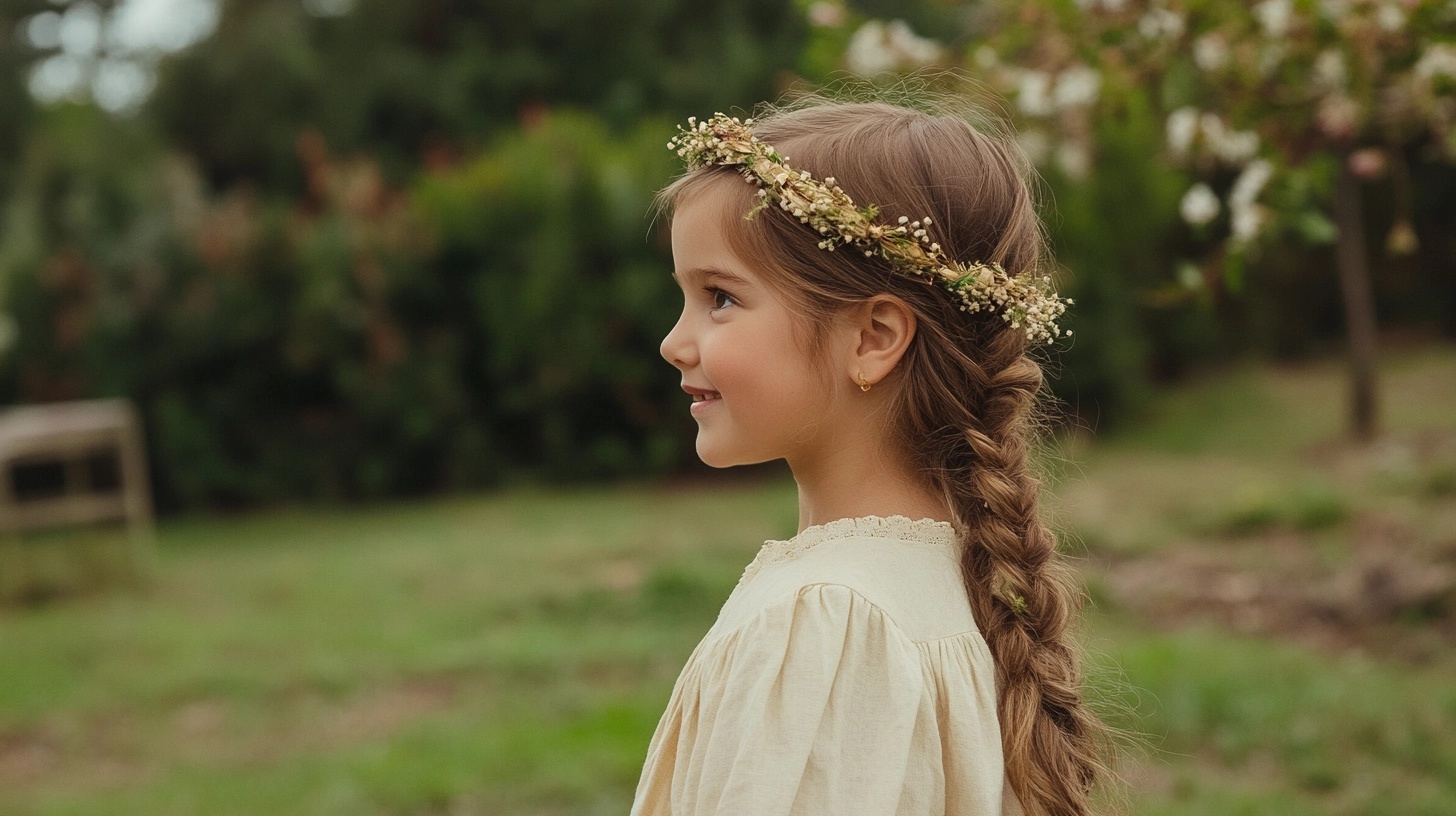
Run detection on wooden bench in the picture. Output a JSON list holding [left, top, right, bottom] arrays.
[[0, 398, 155, 577]]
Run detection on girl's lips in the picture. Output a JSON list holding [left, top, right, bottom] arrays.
[[689, 394, 721, 414]]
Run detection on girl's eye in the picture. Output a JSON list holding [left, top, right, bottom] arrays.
[[705, 286, 737, 312]]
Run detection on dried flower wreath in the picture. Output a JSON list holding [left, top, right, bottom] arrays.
[[668, 113, 1072, 345]]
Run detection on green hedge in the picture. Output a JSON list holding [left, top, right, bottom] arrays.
[[0, 107, 693, 510]]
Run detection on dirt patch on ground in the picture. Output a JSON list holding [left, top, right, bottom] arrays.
[[0, 677, 459, 797], [0, 712, 151, 794], [1303, 427, 1456, 487], [0, 725, 62, 787], [1096, 511, 1456, 662], [294, 678, 457, 752]]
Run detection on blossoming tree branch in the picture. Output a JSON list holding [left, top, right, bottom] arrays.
[[838, 0, 1456, 440]]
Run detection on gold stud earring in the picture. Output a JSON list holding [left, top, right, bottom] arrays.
[[857, 372, 872, 392]]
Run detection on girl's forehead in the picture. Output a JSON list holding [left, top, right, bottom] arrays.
[[672, 182, 744, 232], [671, 190, 759, 278]]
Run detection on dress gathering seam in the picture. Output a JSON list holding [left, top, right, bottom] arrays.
[[701, 581, 919, 654], [736, 514, 961, 588]]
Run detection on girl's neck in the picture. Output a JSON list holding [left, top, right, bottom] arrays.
[[789, 442, 952, 534]]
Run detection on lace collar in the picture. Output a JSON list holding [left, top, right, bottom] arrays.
[[736, 514, 959, 588]]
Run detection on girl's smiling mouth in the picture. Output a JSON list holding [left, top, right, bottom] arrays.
[[683, 384, 721, 413]]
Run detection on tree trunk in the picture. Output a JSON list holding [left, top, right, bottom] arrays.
[[1333, 157, 1381, 442]]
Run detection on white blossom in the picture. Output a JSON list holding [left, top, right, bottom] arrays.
[[1056, 141, 1091, 180], [1313, 49, 1347, 91], [1221, 129, 1261, 164], [1415, 44, 1456, 80], [1221, 131, 1260, 164], [1229, 159, 1274, 211], [1194, 34, 1229, 72], [1200, 113, 1261, 164], [846, 21, 896, 75], [1017, 70, 1054, 116], [1180, 183, 1221, 226], [1053, 65, 1102, 109], [1166, 106, 1199, 155], [885, 19, 941, 65], [1253, 0, 1293, 38], [1138, 8, 1186, 40], [845, 19, 942, 76], [1376, 2, 1406, 32], [1317, 0, 1350, 19], [1231, 205, 1265, 244]]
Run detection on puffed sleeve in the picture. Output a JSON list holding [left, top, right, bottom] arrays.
[[635, 582, 936, 816]]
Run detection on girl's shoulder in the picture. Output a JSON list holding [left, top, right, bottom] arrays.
[[710, 516, 981, 645]]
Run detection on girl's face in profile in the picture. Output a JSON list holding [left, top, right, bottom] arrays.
[[660, 187, 837, 468]]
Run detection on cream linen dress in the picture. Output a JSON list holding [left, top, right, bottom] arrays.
[[629, 515, 1021, 816]]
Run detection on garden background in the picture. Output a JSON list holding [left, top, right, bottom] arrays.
[[0, 0, 1453, 813]]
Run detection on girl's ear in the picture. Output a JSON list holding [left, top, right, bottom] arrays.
[[844, 295, 916, 388]]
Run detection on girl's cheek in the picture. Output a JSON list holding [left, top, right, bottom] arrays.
[[699, 335, 747, 391]]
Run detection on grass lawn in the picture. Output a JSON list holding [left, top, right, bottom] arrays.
[[1, 344, 1454, 815]]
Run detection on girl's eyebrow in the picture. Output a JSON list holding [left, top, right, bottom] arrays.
[[672, 266, 753, 288]]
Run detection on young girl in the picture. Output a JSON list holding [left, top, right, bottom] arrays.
[[632, 97, 1109, 816]]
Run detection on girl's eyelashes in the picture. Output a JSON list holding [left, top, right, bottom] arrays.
[[704, 286, 737, 312]]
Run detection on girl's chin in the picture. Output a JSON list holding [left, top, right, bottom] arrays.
[[695, 434, 742, 469], [695, 446, 737, 469], [695, 436, 775, 469]]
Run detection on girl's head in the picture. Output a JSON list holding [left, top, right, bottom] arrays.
[[659, 96, 1110, 815]]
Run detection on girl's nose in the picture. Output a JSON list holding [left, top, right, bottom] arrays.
[[660, 314, 695, 370]]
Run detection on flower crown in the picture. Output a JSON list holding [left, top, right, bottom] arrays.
[[668, 113, 1072, 345]]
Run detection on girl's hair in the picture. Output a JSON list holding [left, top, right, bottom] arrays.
[[658, 92, 1112, 816]]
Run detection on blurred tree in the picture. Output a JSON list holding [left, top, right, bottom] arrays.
[[145, 0, 808, 194], [953, 0, 1456, 441]]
